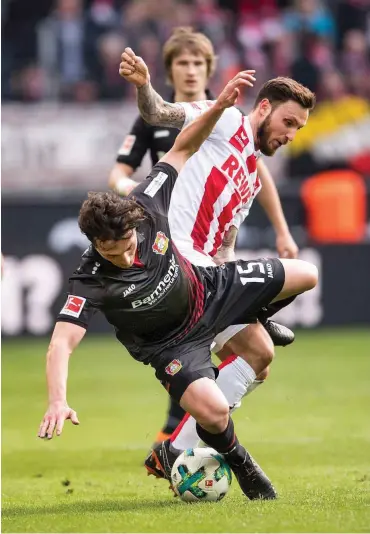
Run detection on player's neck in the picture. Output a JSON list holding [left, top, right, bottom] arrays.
[[174, 90, 207, 103], [247, 111, 260, 149]]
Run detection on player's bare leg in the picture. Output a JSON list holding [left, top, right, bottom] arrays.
[[154, 258, 318, 453], [146, 377, 277, 500]]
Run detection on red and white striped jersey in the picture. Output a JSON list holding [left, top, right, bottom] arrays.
[[168, 101, 262, 266]]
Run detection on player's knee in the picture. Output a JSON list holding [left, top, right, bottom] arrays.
[[196, 399, 229, 432], [249, 324, 275, 369], [280, 259, 318, 295], [304, 262, 319, 291]]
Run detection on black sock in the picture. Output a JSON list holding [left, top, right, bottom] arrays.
[[258, 295, 297, 323], [196, 418, 246, 466], [162, 397, 186, 434]]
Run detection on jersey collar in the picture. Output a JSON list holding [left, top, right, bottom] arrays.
[[169, 89, 214, 103]]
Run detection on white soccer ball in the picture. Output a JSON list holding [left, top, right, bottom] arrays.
[[171, 447, 232, 503]]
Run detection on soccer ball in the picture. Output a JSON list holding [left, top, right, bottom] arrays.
[[171, 447, 232, 502]]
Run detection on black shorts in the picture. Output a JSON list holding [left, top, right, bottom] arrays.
[[151, 257, 285, 403]]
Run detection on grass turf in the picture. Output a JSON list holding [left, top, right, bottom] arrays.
[[2, 329, 370, 533]]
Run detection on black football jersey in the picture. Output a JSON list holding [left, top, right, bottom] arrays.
[[116, 91, 214, 169], [58, 163, 205, 363]]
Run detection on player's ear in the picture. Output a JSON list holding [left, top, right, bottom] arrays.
[[258, 98, 271, 119]]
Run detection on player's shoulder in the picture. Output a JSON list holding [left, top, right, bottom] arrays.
[[73, 246, 102, 277]]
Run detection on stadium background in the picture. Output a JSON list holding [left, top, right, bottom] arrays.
[[2, 1, 370, 532]]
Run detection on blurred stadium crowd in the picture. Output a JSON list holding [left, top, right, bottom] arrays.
[[2, 0, 370, 103]]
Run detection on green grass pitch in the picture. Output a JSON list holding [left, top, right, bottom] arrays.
[[2, 329, 370, 533]]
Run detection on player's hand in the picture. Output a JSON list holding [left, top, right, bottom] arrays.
[[276, 232, 299, 259], [119, 47, 150, 88], [213, 248, 236, 265], [38, 401, 80, 440], [216, 70, 256, 109]]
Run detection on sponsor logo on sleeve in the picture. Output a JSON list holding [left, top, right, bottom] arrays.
[[152, 231, 169, 255], [165, 359, 183, 376], [143, 171, 168, 198], [154, 130, 170, 139], [118, 135, 136, 156], [60, 295, 86, 318]]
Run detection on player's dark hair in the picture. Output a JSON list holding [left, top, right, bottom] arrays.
[[78, 191, 146, 244], [253, 77, 316, 110], [163, 27, 217, 82]]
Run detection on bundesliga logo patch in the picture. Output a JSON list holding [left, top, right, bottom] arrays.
[[165, 359, 182, 376], [60, 295, 86, 318], [152, 231, 169, 255], [205, 480, 214, 488]]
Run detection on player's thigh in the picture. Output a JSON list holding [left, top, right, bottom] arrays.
[[272, 258, 318, 302], [152, 339, 218, 405], [224, 322, 274, 371]]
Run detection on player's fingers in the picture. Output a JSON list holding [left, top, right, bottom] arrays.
[[55, 417, 65, 437], [38, 418, 49, 438], [135, 56, 147, 69], [230, 88, 240, 103], [46, 417, 57, 440], [235, 73, 256, 84], [120, 55, 134, 65], [70, 411, 80, 426], [123, 47, 135, 59], [120, 53, 135, 67], [233, 78, 254, 89], [119, 67, 135, 76], [233, 71, 256, 84]]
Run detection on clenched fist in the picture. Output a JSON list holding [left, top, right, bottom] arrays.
[[119, 47, 150, 88]]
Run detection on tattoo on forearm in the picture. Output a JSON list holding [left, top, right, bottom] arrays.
[[221, 226, 238, 250], [137, 83, 185, 128]]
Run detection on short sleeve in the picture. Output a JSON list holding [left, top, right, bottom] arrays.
[[116, 116, 151, 170], [179, 100, 216, 129], [57, 278, 100, 329], [230, 205, 251, 230], [131, 162, 178, 216]]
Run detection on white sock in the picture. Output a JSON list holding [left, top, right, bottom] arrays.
[[244, 379, 264, 397], [170, 356, 256, 451]]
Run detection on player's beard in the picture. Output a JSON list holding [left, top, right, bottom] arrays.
[[257, 113, 275, 156]]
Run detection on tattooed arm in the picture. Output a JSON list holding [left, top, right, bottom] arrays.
[[119, 47, 185, 128], [136, 82, 186, 128]]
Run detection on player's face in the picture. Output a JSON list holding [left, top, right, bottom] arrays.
[[95, 229, 138, 269], [257, 100, 309, 156], [170, 51, 208, 97]]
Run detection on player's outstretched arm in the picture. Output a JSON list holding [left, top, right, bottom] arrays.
[[160, 71, 256, 173], [119, 47, 186, 128], [38, 322, 86, 440], [256, 159, 299, 258]]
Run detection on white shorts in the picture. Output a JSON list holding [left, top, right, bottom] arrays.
[[174, 242, 248, 353]]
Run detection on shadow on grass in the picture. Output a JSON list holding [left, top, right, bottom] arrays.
[[2, 498, 180, 518]]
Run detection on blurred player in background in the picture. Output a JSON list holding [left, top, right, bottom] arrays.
[[115, 30, 300, 449]]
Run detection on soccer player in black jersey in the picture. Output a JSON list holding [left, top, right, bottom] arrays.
[[38, 73, 318, 500], [112, 28, 300, 448]]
